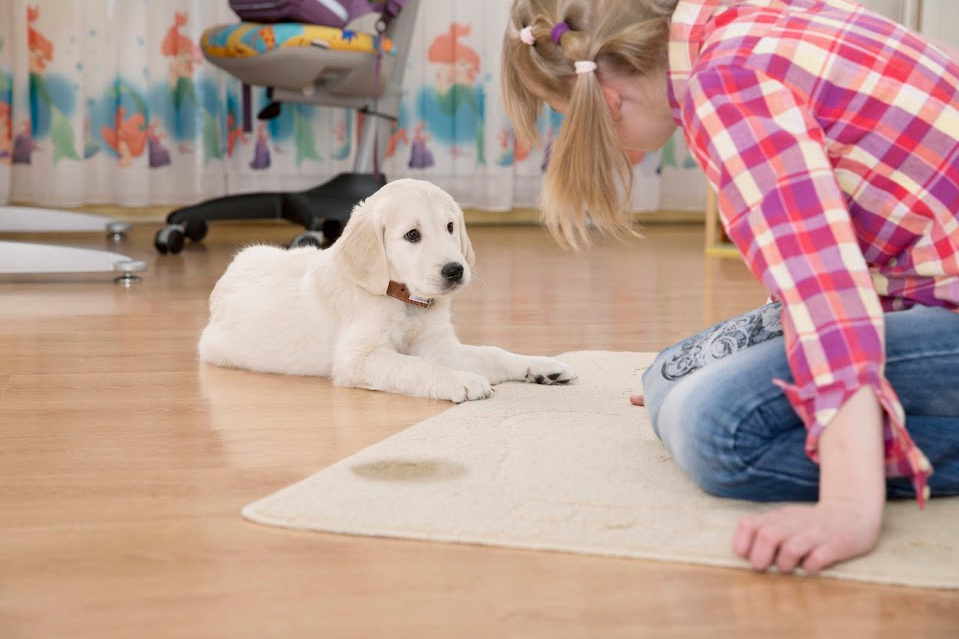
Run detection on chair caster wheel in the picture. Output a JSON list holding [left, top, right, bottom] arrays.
[[185, 219, 208, 242], [289, 231, 325, 249], [322, 219, 343, 243], [155, 225, 185, 255]]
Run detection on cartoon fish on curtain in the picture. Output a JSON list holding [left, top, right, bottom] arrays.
[[100, 79, 149, 167]]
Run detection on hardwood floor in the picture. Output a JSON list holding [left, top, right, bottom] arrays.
[[1, 222, 956, 638]]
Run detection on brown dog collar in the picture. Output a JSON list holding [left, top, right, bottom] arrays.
[[386, 281, 433, 308]]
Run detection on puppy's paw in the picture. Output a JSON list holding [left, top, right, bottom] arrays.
[[522, 357, 576, 385], [441, 371, 493, 403]]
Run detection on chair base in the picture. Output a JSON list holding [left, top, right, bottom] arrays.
[[155, 172, 387, 254]]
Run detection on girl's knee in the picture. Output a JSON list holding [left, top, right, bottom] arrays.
[[653, 377, 751, 496], [650, 367, 811, 500], [643, 330, 802, 500]]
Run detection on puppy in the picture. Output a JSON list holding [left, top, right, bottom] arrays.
[[198, 178, 575, 402]]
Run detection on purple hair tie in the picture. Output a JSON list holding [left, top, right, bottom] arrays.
[[550, 21, 570, 45]]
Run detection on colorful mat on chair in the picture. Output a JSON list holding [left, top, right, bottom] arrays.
[[202, 22, 393, 58]]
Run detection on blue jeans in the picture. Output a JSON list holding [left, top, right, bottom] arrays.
[[642, 303, 959, 502]]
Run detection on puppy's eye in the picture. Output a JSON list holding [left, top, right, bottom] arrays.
[[447, 222, 454, 234], [404, 229, 421, 243]]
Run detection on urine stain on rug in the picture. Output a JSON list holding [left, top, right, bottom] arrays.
[[350, 459, 469, 482]]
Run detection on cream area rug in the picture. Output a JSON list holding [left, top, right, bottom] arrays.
[[243, 351, 959, 590]]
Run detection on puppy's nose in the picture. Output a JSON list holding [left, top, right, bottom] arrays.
[[441, 262, 464, 283]]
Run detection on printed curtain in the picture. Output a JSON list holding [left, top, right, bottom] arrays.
[[0, 0, 706, 213]]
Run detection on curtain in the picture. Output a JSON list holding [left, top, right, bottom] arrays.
[[0, 0, 706, 213]]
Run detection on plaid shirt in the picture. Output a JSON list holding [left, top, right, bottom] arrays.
[[668, 0, 959, 505]]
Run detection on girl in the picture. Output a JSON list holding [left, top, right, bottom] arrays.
[[501, 0, 959, 574]]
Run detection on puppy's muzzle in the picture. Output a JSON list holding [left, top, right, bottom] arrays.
[[441, 262, 465, 284]]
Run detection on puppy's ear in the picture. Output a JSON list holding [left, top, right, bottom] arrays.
[[332, 203, 389, 295], [457, 209, 476, 267]]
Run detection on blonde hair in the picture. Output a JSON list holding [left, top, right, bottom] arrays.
[[502, 0, 678, 248]]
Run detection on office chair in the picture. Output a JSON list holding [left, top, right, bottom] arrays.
[[154, 0, 420, 254]]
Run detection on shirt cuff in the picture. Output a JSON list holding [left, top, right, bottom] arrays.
[[773, 375, 933, 507]]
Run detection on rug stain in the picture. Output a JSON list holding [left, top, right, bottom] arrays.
[[350, 459, 469, 482]]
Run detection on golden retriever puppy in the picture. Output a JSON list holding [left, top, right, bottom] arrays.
[[198, 179, 574, 402]]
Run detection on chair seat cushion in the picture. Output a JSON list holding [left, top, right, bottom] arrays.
[[201, 22, 393, 59]]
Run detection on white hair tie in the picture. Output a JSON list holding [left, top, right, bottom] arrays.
[[574, 60, 598, 74], [519, 26, 535, 46]]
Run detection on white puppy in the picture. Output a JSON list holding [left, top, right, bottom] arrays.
[[198, 178, 575, 402]]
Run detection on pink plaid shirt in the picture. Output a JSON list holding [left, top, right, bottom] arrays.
[[668, 0, 959, 505]]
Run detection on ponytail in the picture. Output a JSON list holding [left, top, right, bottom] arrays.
[[502, 0, 677, 248]]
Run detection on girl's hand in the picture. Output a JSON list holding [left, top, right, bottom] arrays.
[[629, 395, 644, 406], [732, 497, 882, 574], [732, 386, 886, 574]]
